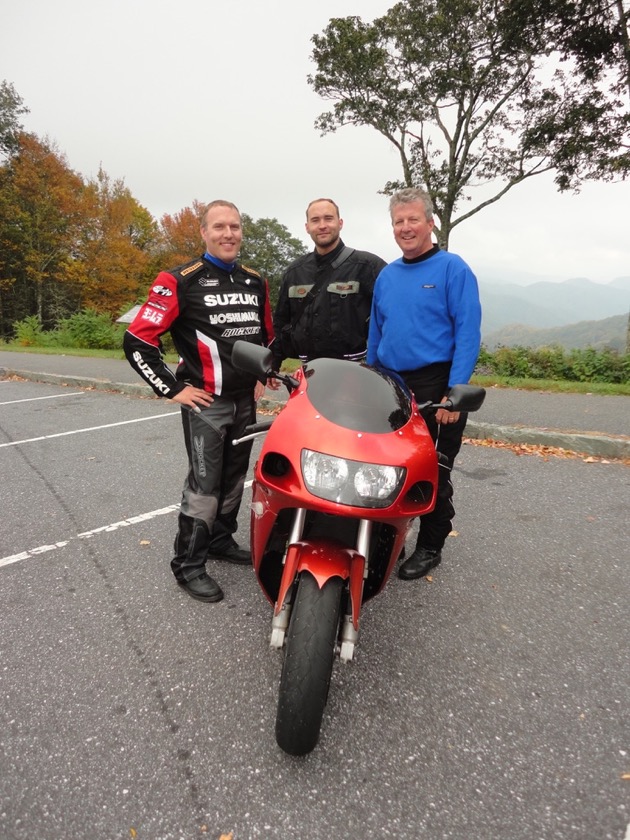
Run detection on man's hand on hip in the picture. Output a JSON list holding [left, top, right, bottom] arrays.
[[171, 385, 214, 412]]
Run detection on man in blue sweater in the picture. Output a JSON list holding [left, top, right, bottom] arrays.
[[367, 187, 482, 580]]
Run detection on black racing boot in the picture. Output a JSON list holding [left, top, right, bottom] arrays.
[[178, 572, 224, 603], [398, 547, 442, 580], [207, 538, 251, 565]]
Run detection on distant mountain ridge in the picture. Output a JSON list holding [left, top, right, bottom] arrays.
[[479, 275, 629, 338], [483, 313, 627, 351]]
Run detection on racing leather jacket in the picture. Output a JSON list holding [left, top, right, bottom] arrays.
[[123, 256, 274, 399], [272, 239, 386, 367]]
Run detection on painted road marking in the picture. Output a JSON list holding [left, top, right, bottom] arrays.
[[0, 392, 85, 405], [0, 411, 180, 449], [0, 504, 180, 568], [0, 481, 254, 569]]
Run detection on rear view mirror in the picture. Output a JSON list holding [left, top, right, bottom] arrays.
[[232, 340, 273, 379], [445, 384, 486, 413]]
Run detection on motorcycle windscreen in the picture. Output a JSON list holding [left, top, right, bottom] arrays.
[[301, 358, 412, 433]]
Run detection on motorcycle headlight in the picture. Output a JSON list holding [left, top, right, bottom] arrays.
[[301, 449, 406, 508], [302, 449, 349, 492]]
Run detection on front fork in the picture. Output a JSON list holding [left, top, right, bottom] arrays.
[[269, 509, 372, 663]]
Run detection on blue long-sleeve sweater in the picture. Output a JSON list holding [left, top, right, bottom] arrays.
[[366, 248, 482, 388]]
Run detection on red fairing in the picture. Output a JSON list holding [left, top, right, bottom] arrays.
[[250, 363, 438, 619]]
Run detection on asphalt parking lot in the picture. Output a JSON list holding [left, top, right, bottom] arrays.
[[1, 376, 629, 840]]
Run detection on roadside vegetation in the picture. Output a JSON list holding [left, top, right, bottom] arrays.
[[1, 310, 628, 396], [472, 345, 630, 395]]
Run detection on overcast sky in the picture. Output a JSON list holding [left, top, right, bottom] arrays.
[[3, 0, 630, 286]]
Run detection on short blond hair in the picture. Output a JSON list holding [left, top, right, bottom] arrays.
[[201, 200, 241, 228]]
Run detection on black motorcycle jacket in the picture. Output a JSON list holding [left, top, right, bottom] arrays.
[[272, 239, 386, 367], [123, 256, 275, 399]]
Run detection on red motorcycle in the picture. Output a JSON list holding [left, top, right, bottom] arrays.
[[232, 341, 485, 756]]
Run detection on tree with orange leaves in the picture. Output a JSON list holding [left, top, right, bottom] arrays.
[[0, 132, 85, 334], [74, 167, 158, 317]]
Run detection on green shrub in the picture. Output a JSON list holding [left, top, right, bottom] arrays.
[[11, 309, 125, 350], [526, 345, 570, 380], [52, 309, 125, 350], [478, 343, 628, 384], [491, 345, 531, 378], [567, 347, 629, 384], [13, 316, 44, 346]]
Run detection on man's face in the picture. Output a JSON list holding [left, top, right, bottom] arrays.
[[305, 200, 343, 254], [391, 201, 435, 259], [200, 205, 242, 263]]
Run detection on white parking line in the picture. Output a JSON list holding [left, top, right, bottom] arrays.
[[0, 480, 254, 569], [0, 392, 84, 406], [0, 504, 180, 568], [0, 411, 180, 449]]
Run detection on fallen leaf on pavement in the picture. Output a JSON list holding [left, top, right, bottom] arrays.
[[463, 437, 629, 465]]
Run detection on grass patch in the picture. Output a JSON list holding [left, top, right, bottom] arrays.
[[0, 343, 127, 359], [471, 374, 630, 396], [1, 344, 628, 396], [0, 342, 180, 364]]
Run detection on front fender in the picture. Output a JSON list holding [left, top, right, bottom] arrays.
[[275, 540, 365, 630]]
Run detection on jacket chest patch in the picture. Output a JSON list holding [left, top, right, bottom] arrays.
[[288, 284, 315, 299], [327, 280, 359, 295]]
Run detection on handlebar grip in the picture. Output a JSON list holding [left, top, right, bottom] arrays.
[[244, 420, 274, 435]]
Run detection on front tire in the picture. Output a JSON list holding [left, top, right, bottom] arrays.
[[275, 572, 343, 756]]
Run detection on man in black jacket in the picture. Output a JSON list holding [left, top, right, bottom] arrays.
[[272, 198, 386, 369], [123, 200, 274, 603]]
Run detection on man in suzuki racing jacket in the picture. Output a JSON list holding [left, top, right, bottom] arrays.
[[272, 198, 386, 369], [124, 200, 275, 603]]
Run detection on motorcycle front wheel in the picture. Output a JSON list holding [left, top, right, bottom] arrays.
[[275, 571, 344, 756]]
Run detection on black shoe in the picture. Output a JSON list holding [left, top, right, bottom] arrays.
[[207, 543, 251, 565], [398, 547, 442, 580], [177, 572, 224, 602]]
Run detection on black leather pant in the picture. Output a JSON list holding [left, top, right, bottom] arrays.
[[171, 392, 255, 581], [403, 363, 467, 553]]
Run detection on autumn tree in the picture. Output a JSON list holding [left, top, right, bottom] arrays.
[[158, 200, 207, 267], [0, 132, 158, 335], [308, 0, 630, 248], [75, 168, 158, 316], [0, 133, 86, 335]]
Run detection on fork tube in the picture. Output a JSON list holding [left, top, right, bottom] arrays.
[[287, 508, 306, 547], [357, 519, 372, 577]]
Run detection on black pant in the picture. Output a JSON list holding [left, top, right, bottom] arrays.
[[171, 392, 255, 581], [403, 364, 467, 553]]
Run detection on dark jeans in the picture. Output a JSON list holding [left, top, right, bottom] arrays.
[[171, 392, 255, 582], [403, 363, 467, 553]]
